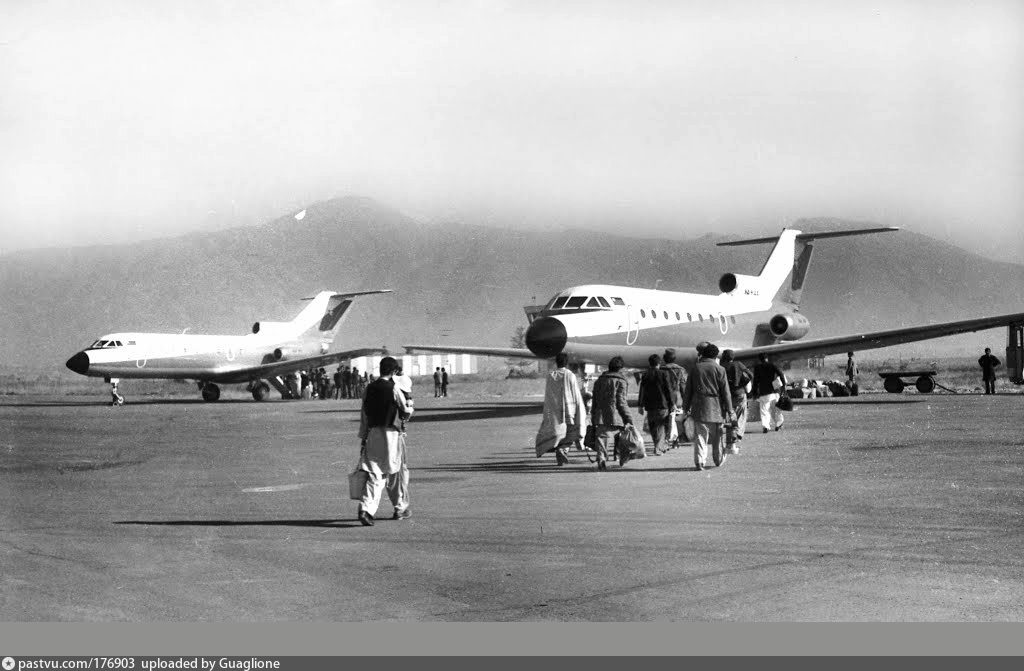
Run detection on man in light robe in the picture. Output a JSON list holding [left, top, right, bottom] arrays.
[[535, 352, 586, 466]]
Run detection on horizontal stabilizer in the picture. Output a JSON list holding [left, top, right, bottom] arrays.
[[717, 227, 898, 247], [301, 289, 392, 300]]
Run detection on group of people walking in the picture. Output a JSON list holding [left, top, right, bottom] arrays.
[[535, 344, 789, 471]]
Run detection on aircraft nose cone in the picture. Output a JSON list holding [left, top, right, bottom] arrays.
[[525, 317, 568, 358], [66, 351, 90, 375]]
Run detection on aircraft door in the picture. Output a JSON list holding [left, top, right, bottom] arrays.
[[626, 304, 639, 345]]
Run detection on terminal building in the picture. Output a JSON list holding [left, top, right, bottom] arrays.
[[346, 353, 478, 378]]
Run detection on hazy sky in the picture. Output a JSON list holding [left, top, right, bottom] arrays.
[[2, 0, 1022, 258]]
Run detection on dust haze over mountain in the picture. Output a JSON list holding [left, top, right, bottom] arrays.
[[1, 2, 1022, 263], [2, 196, 1022, 373]]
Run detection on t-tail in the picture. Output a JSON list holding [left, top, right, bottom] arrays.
[[718, 226, 898, 346], [251, 290, 392, 344]]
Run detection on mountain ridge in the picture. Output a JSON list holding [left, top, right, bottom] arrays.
[[3, 196, 1022, 372]]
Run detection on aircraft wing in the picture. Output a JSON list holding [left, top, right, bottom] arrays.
[[730, 311, 1024, 365], [403, 344, 537, 359], [210, 347, 388, 382]]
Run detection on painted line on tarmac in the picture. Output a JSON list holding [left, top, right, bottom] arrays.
[[242, 483, 308, 493]]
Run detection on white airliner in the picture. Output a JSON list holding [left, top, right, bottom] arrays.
[[406, 228, 1024, 387], [65, 290, 391, 402]]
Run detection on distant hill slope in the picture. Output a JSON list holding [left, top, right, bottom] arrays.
[[3, 196, 1023, 372]]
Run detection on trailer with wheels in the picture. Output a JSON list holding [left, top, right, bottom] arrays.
[[878, 370, 937, 394]]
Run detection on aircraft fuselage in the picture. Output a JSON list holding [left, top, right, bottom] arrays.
[[65, 332, 326, 383]]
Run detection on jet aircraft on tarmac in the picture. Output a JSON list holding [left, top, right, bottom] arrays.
[[405, 228, 1024, 384], [65, 290, 390, 402]]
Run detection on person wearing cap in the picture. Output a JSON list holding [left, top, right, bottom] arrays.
[[660, 348, 687, 448], [720, 349, 752, 445], [752, 353, 787, 432], [681, 342, 732, 470], [356, 356, 414, 526], [638, 353, 676, 456]]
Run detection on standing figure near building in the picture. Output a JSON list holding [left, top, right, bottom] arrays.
[[433, 367, 442, 398], [845, 352, 859, 396], [535, 352, 586, 466], [682, 343, 733, 470], [441, 367, 449, 397], [589, 356, 633, 471], [752, 353, 787, 433], [720, 349, 752, 446], [333, 366, 344, 400], [355, 356, 414, 526], [638, 353, 675, 456], [979, 347, 1001, 395], [660, 348, 687, 448]]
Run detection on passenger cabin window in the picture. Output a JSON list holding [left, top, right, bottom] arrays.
[[128, 340, 137, 345], [663, 311, 669, 320], [585, 297, 601, 308], [651, 309, 657, 319], [687, 313, 692, 321], [640, 309, 646, 318], [698, 314, 704, 322], [597, 297, 611, 308], [611, 297, 625, 305], [675, 312, 680, 320], [730, 316, 736, 325], [565, 296, 587, 308], [551, 296, 569, 309]]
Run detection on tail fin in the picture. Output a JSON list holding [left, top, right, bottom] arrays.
[[289, 290, 392, 343], [718, 226, 898, 308]]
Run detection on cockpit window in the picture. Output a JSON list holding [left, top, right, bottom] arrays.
[[565, 296, 587, 308], [89, 340, 123, 349], [597, 297, 611, 308], [611, 297, 625, 305], [585, 297, 601, 308], [551, 296, 569, 309]]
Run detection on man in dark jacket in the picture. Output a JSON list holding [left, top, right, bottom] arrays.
[[752, 353, 787, 432], [682, 343, 732, 470], [660, 348, 687, 448], [979, 347, 1001, 394], [720, 349, 752, 445], [590, 356, 633, 470], [638, 353, 674, 455]]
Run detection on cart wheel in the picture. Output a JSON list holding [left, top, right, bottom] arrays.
[[915, 375, 935, 394], [883, 376, 905, 394]]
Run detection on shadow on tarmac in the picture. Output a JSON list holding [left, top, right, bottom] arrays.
[[115, 519, 365, 528], [301, 403, 543, 422], [791, 398, 924, 406], [2, 398, 259, 408]]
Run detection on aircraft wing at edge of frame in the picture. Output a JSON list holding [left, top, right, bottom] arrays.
[[403, 344, 539, 359], [728, 311, 1024, 365]]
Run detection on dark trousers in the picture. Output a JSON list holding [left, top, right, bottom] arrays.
[[984, 379, 995, 394], [644, 408, 672, 454]]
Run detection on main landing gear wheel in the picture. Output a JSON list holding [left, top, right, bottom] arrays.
[[201, 383, 221, 402], [915, 375, 935, 394], [251, 382, 271, 401], [883, 377, 905, 394]]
